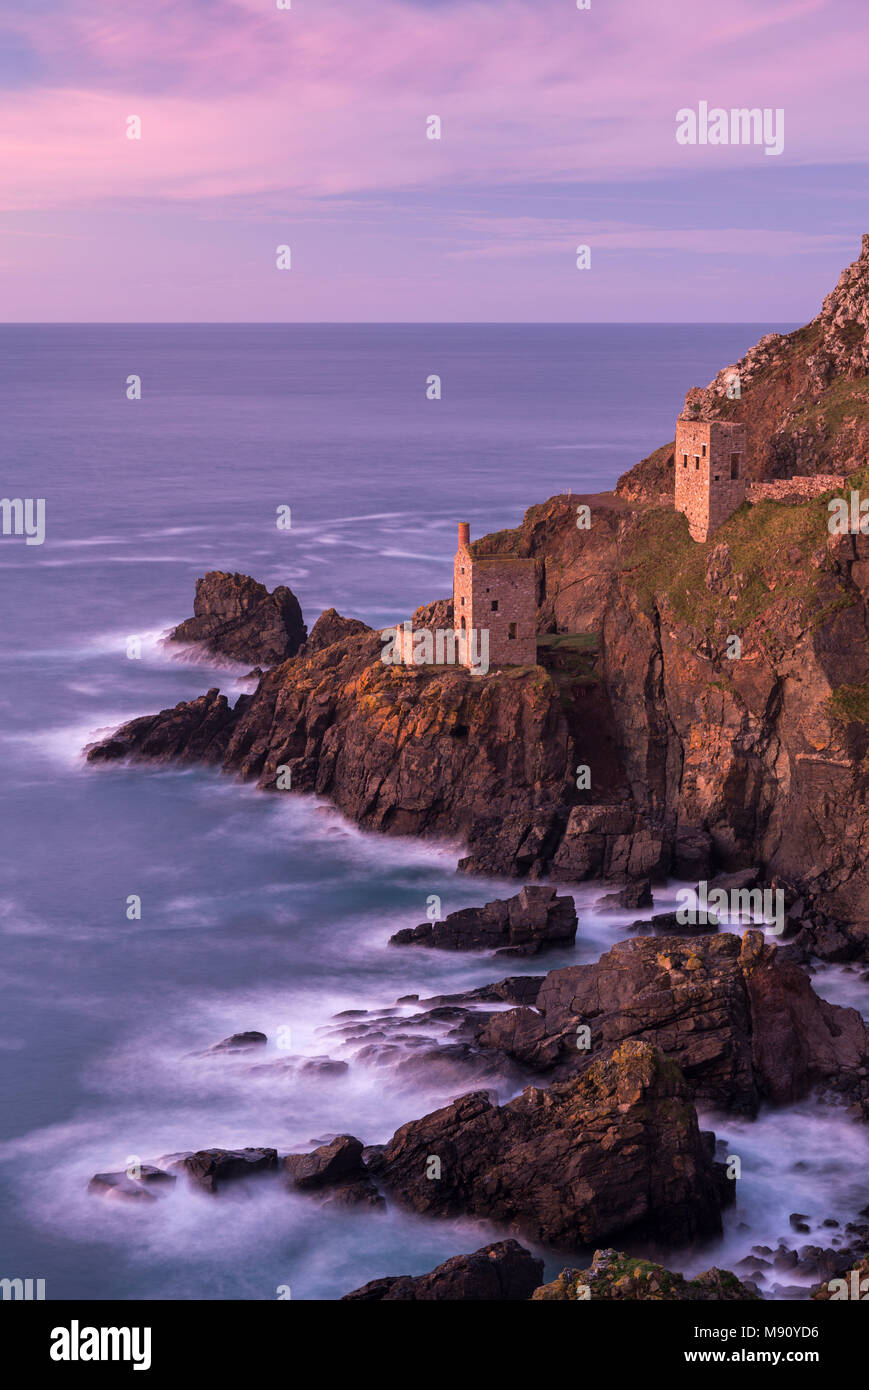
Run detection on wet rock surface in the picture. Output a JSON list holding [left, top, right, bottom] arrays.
[[86, 687, 240, 765], [814, 1255, 869, 1300], [629, 909, 720, 935], [367, 1039, 731, 1249], [467, 931, 869, 1115], [341, 1240, 543, 1301], [159, 1147, 278, 1194], [171, 571, 306, 665], [389, 885, 577, 955], [88, 1166, 176, 1203], [284, 1135, 364, 1189]]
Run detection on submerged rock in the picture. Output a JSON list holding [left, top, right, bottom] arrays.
[[88, 1166, 176, 1203], [389, 885, 577, 955], [160, 1147, 278, 1193], [341, 1240, 543, 1301], [207, 1031, 268, 1053]]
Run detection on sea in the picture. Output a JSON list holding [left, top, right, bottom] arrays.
[[2, 323, 865, 1300]]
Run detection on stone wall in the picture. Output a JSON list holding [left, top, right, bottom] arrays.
[[746, 475, 845, 504]]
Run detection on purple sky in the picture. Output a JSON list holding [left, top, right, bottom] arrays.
[[1, 0, 867, 322]]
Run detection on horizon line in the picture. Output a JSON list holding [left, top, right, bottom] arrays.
[[0, 320, 798, 328]]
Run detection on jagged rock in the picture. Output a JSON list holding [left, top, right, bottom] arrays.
[[411, 597, 454, 629], [531, 1248, 761, 1301], [550, 804, 667, 883], [283, 1135, 365, 1189], [88, 1166, 176, 1203], [367, 1040, 730, 1249], [86, 687, 240, 765], [298, 608, 370, 657], [620, 235, 869, 493], [471, 930, 869, 1116], [171, 571, 306, 665], [389, 885, 577, 955], [596, 879, 653, 911], [161, 1147, 277, 1193], [341, 1240, 543, 1301]]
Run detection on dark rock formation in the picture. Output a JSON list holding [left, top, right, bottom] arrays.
[[596, 879, 654, 911], [342, 1240, 543, 1301], [283, 1135, 364, 1188], [160, 1147, 277, 1193], [470, 930, 869, 1115], [389, 885, 577, 955], [368, 1039, 730, 1249], [283, 1134, 384, 1208], [531, 1248, 761, 1301], [629, 909, 720, 935], [88, 1166, 176, 1203], [298, 608, 371, 657], [171, 571, 306, 665], [86, 687, 240, 765]]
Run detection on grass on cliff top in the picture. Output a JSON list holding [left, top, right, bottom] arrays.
[[621, 485, 846, 635]]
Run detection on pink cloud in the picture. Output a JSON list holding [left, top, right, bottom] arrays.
[[0, 0, 866, 319], [1, 0, 866, 215]]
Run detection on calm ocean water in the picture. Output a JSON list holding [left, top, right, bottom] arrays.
[[5, 322, 862, 1301]]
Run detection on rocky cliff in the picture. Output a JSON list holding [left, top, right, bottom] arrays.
[[618, 233, 869, 499], [87, 239, 869, 941]]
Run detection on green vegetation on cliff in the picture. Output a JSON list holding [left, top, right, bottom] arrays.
[[620, 488, 850, 642]]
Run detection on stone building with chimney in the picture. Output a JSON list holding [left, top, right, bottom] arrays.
[[454, 522, 537, 667]]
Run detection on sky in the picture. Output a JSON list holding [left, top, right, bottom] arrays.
[[0, 0, 868, 322]]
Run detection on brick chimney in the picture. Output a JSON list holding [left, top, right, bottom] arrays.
[[458, 522, 470, 549]]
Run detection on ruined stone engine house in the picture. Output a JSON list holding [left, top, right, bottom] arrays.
[[454, 522, 537, 667]]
